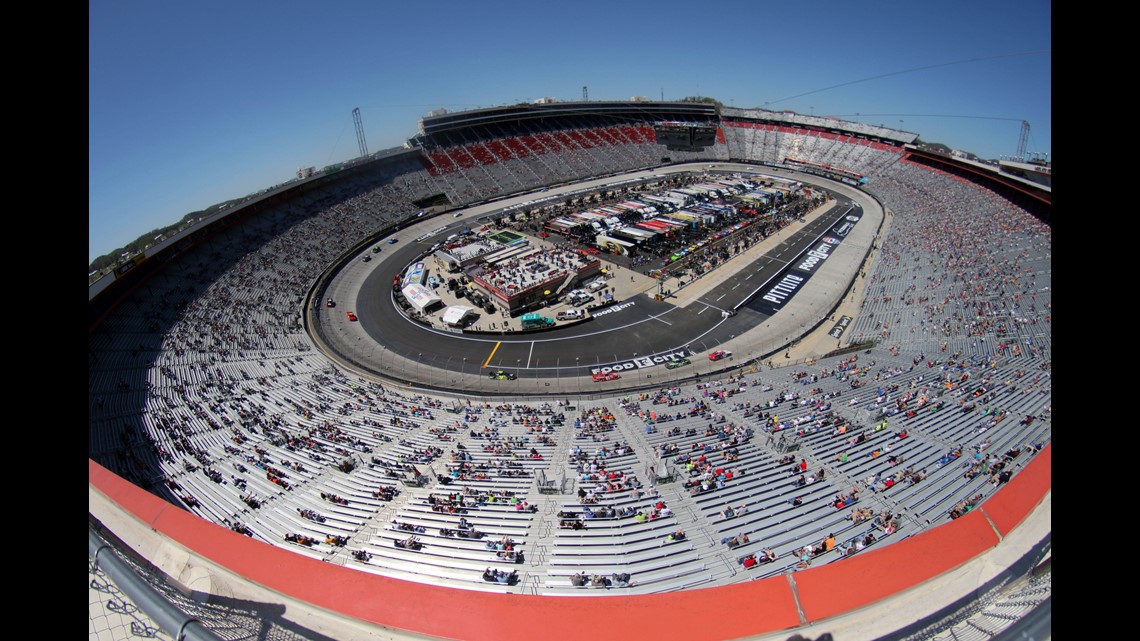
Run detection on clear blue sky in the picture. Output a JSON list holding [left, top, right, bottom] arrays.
[[90, 0, 1051, 264]]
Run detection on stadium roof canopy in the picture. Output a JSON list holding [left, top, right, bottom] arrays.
[[416, 101, 718, 138]]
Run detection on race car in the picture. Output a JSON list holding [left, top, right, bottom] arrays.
[[326, 298, 336, 308], [665, 357, 691, 369], [346, 311, 358, 321], [708, 350, 732, 361], [487, 370, 517, 381], [592, 371, 620, 382]]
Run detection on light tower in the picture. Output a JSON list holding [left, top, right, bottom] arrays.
[[353, 107, 368, 158], [582, 86, 588, 102]]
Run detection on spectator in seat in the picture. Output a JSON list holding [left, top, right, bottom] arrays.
[[611, 572, 633, 587], [796, 548, 813, 571]]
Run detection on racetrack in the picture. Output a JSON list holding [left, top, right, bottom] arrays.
[[310, 164, 883, 395]]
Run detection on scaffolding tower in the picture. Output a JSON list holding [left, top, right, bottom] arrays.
[[353, 107, 368, 158], [1016, 120, 1029, 161]]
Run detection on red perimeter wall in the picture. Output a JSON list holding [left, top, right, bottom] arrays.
[[89, 443, 1049, 641]]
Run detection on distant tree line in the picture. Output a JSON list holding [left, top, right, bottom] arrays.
[[89, 201, 240, 275], [88, 115, 963, 281], [679, 96, 724, 112]]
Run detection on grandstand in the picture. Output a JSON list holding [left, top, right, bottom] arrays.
[[90, 101, 1050, 641]]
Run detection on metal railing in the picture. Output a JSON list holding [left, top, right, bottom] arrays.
[[89, 526, 225, 641]]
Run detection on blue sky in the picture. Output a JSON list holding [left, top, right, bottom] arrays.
[[90, 0, 1050, 264]]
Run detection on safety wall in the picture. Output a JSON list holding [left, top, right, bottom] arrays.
[[89, 443, 1050, 641]]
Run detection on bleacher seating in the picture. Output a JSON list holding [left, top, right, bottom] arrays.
[[90, 112, 1050, 598]]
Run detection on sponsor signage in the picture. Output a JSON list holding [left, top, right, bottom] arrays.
[[793, 242, 835, 274], [590, 301, 636, 318], [416, 226, 449, 241], [828, 315, 852, 339], [761, 273, 806, 306], [591, 349, 691, 375], [402, 262, 426, 288], [754, 207, 861, 312]]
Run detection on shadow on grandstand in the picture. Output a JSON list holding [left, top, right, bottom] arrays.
[[91, 520, 342, 641]]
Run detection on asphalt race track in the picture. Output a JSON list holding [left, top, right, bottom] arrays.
[[313, 166, 878, 393]]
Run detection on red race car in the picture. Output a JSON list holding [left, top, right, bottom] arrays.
[[346, 311, 358, 322], [592, 371, 620, 381], [708, 350, 732, 361]]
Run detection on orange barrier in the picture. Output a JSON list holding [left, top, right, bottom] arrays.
[[89, 443, 1049, 641]]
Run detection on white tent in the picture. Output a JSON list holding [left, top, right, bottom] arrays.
[[441, 305, 477, 327], [402, 283, 442, 314]]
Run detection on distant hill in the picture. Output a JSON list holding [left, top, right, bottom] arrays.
[[89, 200, 241, 276]]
